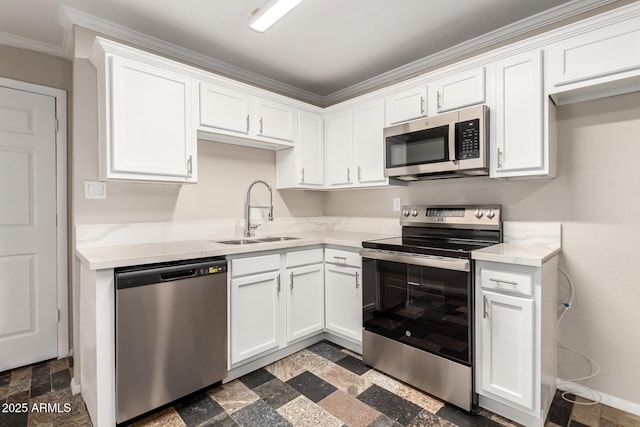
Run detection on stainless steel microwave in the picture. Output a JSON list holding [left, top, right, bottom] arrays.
[[384, 105, 488, 181]]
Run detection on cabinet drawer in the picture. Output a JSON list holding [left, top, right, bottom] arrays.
[[325, 248, 361, 268], [286, 248, 323, 268], [231, 254, 280, 277], [480, 266, 533, 296]]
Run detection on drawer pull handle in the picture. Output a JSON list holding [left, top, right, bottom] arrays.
[[276, 274, 281, 293], [355, 271, 360, 288], [290, 272, 294, 290], [333, 256, 347, 261], [489, 278, 519, 287]]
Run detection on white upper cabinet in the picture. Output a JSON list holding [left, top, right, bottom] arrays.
[[434, 67, 485, 113], [325, 109, 354, 187], [353, 99, 387, 185], [199, 81, 297, 149], [549, 17, 640, 104], [492, 50, 554, 178], [199, 83, 250, 135], [91, 38, 197, 183], [276, 110, 324, 189], [385, 85, 428, 125], [255, 98, 296, 142], [325, 99, 388, 189]]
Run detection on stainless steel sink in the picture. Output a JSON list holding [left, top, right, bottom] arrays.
[[256, 236, 299, 242], [216, 239, 260, 245]]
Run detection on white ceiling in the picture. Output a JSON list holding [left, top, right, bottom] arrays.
[[0, 0, 619, 105]]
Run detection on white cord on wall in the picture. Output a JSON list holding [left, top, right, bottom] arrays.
[[556, 266, 602, 405]]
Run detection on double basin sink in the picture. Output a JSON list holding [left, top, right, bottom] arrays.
[[216, 236, 299, 245]]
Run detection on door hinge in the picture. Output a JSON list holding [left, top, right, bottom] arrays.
[[57, 309, 61, 323]]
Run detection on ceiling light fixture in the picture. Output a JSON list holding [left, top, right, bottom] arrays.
[[248, 0, 304, 33]]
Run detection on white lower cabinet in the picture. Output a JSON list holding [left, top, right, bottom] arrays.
[[229, 248, 324, 366], [286, 263, 324, 342], [324, 248, 362, 342], [474, 258, 558, 427]]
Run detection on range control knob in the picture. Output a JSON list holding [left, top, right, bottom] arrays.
[[474, 209, 484, 219], [411, 209, 419, 217], [402, 209, 410, 217], [486, 209, 496, 219]]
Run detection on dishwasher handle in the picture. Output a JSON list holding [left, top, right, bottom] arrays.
[[116, 257, 227, 289]]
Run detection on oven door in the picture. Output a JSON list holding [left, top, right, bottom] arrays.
[[362, 253, 472, 365]]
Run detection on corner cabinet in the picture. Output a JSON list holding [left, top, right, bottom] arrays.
[[325, 99, 388, 189], [276, 110, 324, 189], [90, 38, 197, 183], [491, 50, 556, 179], [474, 257, 558, 427]]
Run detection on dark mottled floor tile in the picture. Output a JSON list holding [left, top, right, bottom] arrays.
[[51, 369, 71, 391], [287, 371, 337, 403], [336, 354, 371, 375], [0, 373, 10, 387], [175, 391, 224, 427], [408, 409, 458, 426], [231, 399, 292, 427], [307, 341, 349, 362], [358, 384, 422, 425], [436, 405, 503, 427], [547, 390, 575, 427], [254, 378, 300, 409], [0, 411, 28, 427], [30, 381, 52, 399], [238, 368, 277, 389], [31, 364, 50, 379], [569, 421, 590, 427]]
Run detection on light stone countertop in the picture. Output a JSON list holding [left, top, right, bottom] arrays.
[[76, 230, 394, 270], [471, 243, 561, 267]]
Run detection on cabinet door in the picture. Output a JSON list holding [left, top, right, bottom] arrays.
[[255, 98, 296, 143], [480, 289, 534, 409], [199, 82, 250, 135], [435, 67, 485, 113], [386, 86, 427, 125], [324, 264, 362, 342], [230, 271, 281, 364], [550, 16, 640, 87], [297, 111, 324, 186], [493, 51, 543, 177], [325, 109, 354, 186], [353, 99, 388, 185], [110, 55, 194, 180], [286, 264, 324, 342]]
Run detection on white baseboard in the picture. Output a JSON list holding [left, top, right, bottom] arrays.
[[557, 379, 640, 417]]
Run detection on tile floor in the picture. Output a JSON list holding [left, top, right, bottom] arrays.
[[1, 341, 639, 427]]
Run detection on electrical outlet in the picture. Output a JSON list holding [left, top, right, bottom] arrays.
[[84, 181, 107, 199], [393, 197, 401, 211]]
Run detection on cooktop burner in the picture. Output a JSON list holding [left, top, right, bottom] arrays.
[[363, 204, 503, 257]]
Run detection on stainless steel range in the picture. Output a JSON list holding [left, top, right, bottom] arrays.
[[360, 205, 502, 412]]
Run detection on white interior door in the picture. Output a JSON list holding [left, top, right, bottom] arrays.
[[0, 86, 58, 371]]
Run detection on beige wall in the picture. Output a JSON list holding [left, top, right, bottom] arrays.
[[324, 92, 640, 405]]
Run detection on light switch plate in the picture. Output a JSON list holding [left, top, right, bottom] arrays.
[[393, 197, 401, 211], [84, 181, 107, 199]]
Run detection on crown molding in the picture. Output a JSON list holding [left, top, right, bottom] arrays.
[[322, 0, 621, 105], [1, 0, 624, 106], [0, 30, 68, 58], [58, 5, 325, 106]]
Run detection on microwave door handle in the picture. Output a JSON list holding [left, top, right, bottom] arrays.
[[448, 123, 457, 162]]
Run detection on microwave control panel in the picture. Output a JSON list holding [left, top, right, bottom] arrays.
[[455, 119, 480, 160]]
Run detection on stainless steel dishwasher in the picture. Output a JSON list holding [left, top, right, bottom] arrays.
[[115, 257, 227, 424]]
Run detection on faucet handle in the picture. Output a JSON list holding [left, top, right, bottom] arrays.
[[250, 223, 261, 230]]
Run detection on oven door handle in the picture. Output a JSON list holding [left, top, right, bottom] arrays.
[[359, 249, 470, 272]]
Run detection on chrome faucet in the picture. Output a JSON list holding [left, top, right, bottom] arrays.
[[244, 180, 273, 237]]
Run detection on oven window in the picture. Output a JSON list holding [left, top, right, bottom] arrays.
[[386, 125, 449, 168], [363, 259, 471, 364]]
